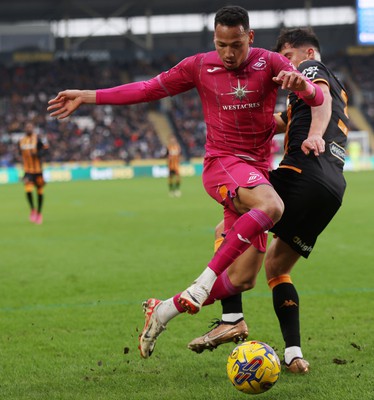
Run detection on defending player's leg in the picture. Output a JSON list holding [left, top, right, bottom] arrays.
[[188, 292, 248, 353], [266, 236, 309, 373], [188, 315, 248, 353], [188, 245, 263, 352]]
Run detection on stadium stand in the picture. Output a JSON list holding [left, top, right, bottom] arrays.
[[0, 52, 373, 167], [0, 59, 167, 166]]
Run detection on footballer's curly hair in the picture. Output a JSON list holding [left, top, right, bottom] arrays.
[[214, 5, 250, 31], [274, 27, 321, 53]]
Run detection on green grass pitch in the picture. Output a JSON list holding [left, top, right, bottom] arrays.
[[1, 171, 373, 399]]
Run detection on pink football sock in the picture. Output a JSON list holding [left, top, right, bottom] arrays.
[[208, 209, 273, 276], [203, 269, 241, 305], [172, 270, 241, 309]]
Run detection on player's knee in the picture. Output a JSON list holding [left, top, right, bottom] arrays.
[[235, 186, 284, 222], [261, 195, 284, 224], [237, 276, 257, 291], [274, 198, 284, 222]]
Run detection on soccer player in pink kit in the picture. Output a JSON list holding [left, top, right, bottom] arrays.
[[48, 6, 324, 358]]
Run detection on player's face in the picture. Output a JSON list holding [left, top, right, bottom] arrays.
[[214, 24, 254, 70], [25, 122, 34, 135], [279, 43, 314, 68]]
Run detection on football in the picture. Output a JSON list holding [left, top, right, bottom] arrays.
[[226, 340, 281, 395]]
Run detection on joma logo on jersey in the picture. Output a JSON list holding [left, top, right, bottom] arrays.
[[252, 57, 267, 70], [302, 66, 319, 80]]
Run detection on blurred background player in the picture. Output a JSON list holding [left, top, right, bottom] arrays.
[[166, 136, 182, 197], [188, 27, 349, 374], [18, 121, 49, 224]]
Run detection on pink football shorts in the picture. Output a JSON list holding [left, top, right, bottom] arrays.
[[203, 155, 271, 252]]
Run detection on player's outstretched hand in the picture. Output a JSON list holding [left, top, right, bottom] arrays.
[[273, 70, 309, 92], [47, 90, 87, 119], [301, 134, 325, 156]]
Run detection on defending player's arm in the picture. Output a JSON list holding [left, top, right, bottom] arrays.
[[301, 82, 332, 156]]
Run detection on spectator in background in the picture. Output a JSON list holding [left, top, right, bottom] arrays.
[[18, 121, 49, 224]]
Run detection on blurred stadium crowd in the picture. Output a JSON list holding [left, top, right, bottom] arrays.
[[0, 52, 371, 167]]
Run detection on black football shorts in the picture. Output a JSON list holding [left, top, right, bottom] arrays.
[[269, 167, 342, 258], [23, 173, 46, 188]]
